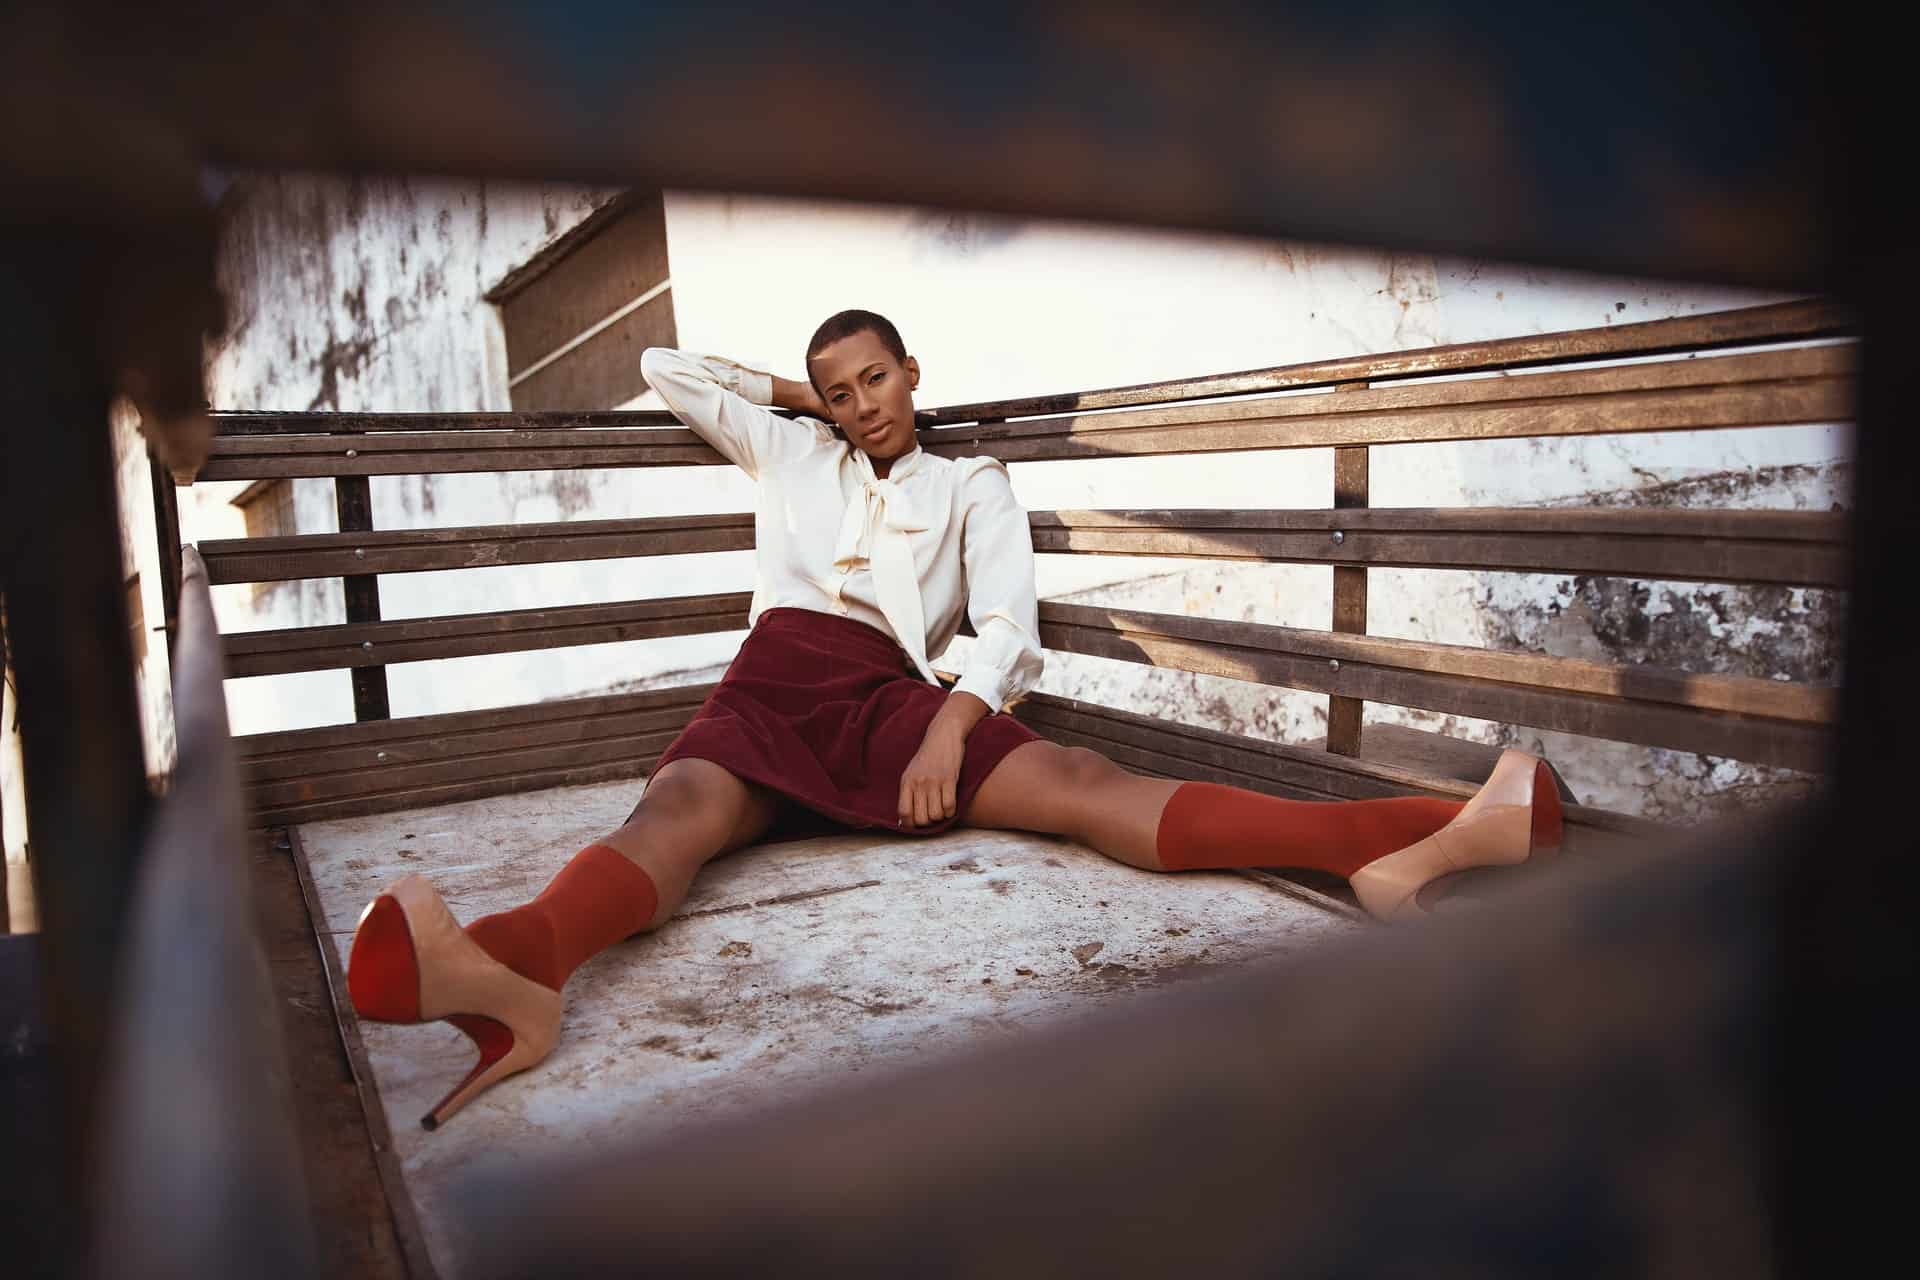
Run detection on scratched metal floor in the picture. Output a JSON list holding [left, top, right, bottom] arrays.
[[297, 776, 1357, 1276]]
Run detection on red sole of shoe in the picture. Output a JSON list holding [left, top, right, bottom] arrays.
[[347, 894, 422, 1023], [1531, 761, 1565, 855]]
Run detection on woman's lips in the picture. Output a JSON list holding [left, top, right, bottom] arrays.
[[862, 421, 890, 441]]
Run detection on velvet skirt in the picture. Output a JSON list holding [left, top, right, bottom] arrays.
[[636, 606, 1043, 843]]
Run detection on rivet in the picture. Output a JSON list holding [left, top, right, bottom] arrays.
[[361, 640, 373, 652], [1328, 658, 1341, 671], [1331, 530, 1345, 545], [353, 547, 365, 558], [376, 751, 387, 761], [344, 448, 359, 458]]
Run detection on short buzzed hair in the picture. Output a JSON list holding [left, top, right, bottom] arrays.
[[806, 309, 908, 382]]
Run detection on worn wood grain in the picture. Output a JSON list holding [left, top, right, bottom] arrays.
[[1035, 602, 1834, 770], [920, 344, 1854, 463], [1329, 382, 1369, 756], [197, 338, 1855, 479], [918, 298, 1854, 425], [249, 826, 412, 1280], [225, 592, 752, 677], [199, 512, 755, 583]]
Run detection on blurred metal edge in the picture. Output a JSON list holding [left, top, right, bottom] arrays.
[[87, 547, 317, 1280]]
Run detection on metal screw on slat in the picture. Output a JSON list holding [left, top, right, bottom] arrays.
[[345, 448, 358, 458], [1329, 659, 1341, 671], [361, 641, 373, 651], [1331, 530, 1345, 544], [354, 548, 365, 558], [376, 751, 387, 760]]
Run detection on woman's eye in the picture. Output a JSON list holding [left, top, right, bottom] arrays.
[[869, 372, 885, 384]]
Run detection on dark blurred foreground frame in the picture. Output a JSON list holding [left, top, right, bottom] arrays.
[[0, 1, 1909, 1275]]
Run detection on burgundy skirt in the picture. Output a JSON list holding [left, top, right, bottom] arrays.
[[636, 606, 1043, 843]]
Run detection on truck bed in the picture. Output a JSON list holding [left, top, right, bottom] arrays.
[[285, 775, 1358, 1276]]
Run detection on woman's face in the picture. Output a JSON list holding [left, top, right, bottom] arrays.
[[808, 330, 920, 462]]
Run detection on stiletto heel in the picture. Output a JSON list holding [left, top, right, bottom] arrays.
[[346, 873, 564, 1129], [1349, 750, 1564, 921]]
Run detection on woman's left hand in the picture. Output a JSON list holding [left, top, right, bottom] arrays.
[[899, 723, 966, 828]]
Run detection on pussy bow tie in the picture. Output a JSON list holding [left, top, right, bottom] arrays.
[[832, 475, 939, 686]]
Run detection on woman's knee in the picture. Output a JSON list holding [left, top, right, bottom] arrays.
[[629, 759, 776, 852]]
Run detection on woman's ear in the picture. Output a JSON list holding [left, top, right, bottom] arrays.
[[904, 354, 921, 390]]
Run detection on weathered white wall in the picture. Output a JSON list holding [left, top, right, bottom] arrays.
[[184, 179, 1846, 821]]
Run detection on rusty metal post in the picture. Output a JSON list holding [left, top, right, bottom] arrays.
[[1326, 380, 1369, 756], [146, 452, 184, 663]]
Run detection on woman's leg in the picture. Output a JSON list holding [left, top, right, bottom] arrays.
[[959, 740, 1467, 877], [459, 757, 785, 990]]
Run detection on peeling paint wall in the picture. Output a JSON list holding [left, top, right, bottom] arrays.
[[188, 181, 1845, 821]]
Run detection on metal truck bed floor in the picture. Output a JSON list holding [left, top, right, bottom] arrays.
[[292, 776, 1357, 1277]]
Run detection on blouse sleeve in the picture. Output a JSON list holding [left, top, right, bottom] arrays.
[[639, 347, 829, 479], [951, 457, 1046, 714]]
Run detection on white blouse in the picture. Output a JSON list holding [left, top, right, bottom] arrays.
[[639, 347, 1046, 715]]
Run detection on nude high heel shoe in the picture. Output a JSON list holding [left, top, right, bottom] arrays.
[[1349, 750, 1564, 921], [346, 874, 564, 1129]]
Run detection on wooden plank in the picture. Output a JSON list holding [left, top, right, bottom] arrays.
[[204, 504, 1847, 591], [250, 827, 411, 1279], [920, 344, 1855, 463], [919, 299, 1854, 425], [246, 726, 686, 810], [198, 430, 724, 480], [1029, 507, 1848, 587], [236, 681, 716, 760], [1034, 602, 1834, 770], [334, 473, 390, 721], [199, 512, 755, 583], [1328, 381, 1368, 756], [251, 754, 666, 828], [283, 827, 439, 1280], [198, 339, 1855, 479], [242, 703, 699, 785], [225, 591, 752, 677]]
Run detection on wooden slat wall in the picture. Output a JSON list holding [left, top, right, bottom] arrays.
[[1035, 602, 1833, 771], [199, 301, 1852, 826], [196, 341, 1855, 480], [238, 683, 715, 827], [225, 591, 753, 677], [201, 507, 1847, 588]]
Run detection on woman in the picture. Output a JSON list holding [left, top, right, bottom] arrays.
[[347, 310, 1563, 1129]]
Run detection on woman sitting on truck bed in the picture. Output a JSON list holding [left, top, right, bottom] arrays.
[[346, 310, 1565, 1129]]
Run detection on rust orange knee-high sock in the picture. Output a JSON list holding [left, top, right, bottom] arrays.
[[462, 843, 660, 992], [1153, 782, 1466, 879]]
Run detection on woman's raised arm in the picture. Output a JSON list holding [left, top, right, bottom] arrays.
[[640, 347, 831, 479]]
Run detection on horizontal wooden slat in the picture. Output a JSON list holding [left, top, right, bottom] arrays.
[[198, 427, 725, 480], [225, 591, 753, 677], [197, 332, 1855, 480], [201, 498, 1851, 591], [248, 726, 685, 811], [211, 408, 686, 436], [200, 512, 755, 583], [921, 298, 1853, 424], [1032, 507, 1848, 587], [1010, 692, 1666, 855], [240, 683, 716, 826], [1034, 602, 1835, 771], [238, 681, 714, 759], [242, 703, 700, 784], [922, 344, 1854, 464]]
